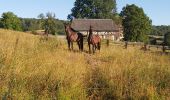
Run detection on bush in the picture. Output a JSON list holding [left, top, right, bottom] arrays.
[[1, 12, 22, 31], [164, 32, 170, 46], [149, 38, 157, 45]]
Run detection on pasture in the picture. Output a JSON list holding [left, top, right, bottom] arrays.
[[0, 29, 170, 99]]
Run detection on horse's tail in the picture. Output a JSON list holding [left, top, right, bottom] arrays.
[[81, 37, 84, 51], [97, 42, 101, 51], [79, 34, 84, 51]]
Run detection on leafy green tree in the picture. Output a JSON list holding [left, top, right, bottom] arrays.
[[38, 13, 45, 29], [38, 12, 57, 35], [68, 0, 117, 19], [1, 12, 22, 31], [38, 13, 45, 19], [120, 4, 152, 43], [0, 19, 3, 28], [164, 32, 170, 46], [20, 17, 65, 35], [21, 18, 41, 32], [151, 25, 170, 36]]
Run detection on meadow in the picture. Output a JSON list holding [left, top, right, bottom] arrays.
[[0, 29, 170, 100]]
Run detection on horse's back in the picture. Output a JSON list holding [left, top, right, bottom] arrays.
[[91, 35, 101, 44], [69, 34, 78, 41], [77, 32, 84, 37]]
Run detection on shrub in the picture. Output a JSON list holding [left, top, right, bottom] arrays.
[[164, 32, 170, 46]]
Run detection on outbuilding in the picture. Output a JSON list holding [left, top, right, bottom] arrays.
[[71, 19, 123, 41]]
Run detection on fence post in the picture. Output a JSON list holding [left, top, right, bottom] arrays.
[[125, 41, 128, 49], [106, 39, 109, 47], [162, 43, 166, 53], [144, 43, 147, 51], [148, 45, 150, 50]]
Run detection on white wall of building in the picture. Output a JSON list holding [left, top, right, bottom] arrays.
[[79, 31, 123, 41]]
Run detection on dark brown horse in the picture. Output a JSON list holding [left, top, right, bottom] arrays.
[[64, 24, 84, 51], [88, 26, 101, 53]]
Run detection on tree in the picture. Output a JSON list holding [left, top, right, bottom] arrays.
[[151, 25, 170, 36], [21, 18, 41, 32], [38, 13, 45, 29], [0, 19, 3, 28], [68, 0, 117, 19], [164, 32, 170, 46], [38, 13, 45, 19], [38, 12, 57, 35], [1, 12, 22, 31], [120, 4, 152, 43]]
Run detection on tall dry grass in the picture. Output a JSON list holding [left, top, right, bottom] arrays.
[[0, 29, 170, 99]]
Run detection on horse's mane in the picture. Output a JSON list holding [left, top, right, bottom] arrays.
[[70, 27, 79, 33]]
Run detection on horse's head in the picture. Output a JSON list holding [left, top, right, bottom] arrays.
[[64, 23, 71, 32], [89, 25, 93, 35], [90, 25, 92, 29], [64, 23, 69, 35]]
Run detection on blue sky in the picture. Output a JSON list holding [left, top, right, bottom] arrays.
[[0, 0, 170, 25]]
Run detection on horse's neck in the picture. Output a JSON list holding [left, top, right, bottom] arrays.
[[68, 28, 76, 36], [88, 32, 93, 38]]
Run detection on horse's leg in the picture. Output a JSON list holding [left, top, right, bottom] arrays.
[[77, 41, 80, 51], [98, 42, 101, 51], [92, 45, 95, 54], [95, 44, 97, 51], [71, 42, 73, 50], [81, 37, 84, 51], [67, 40, 71, 50], [88, 43, 91, 54]]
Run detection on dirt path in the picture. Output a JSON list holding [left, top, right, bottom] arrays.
[[83, 53, 103, 70]]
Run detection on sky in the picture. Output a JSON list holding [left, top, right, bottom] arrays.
[[0, 0, 170, 25]]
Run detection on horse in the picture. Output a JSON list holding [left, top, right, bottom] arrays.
[[87, 26, 101, 54], [64, 24, 84, 51]]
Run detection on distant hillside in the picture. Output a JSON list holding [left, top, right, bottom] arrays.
[[21, 18, 66, 35], [0, 18, 66, 35], [151, 25, 170, 36]]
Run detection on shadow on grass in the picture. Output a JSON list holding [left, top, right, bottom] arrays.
[[84, 68, 118, 100]]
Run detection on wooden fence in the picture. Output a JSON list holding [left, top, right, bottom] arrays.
[[101, 39, 170, 53], [60, 36, 170, 53]]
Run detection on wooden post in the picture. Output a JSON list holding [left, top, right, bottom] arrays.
[[133, 43, 135, 47], [144, 44, 147, 51], [106, 39, 109, 47], [106, 32, 109, 47], [162, 43, 166, 53], [148, 45, 150, 50], [125, 41, 128, 49]]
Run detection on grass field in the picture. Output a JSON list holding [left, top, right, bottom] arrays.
[[0, 29, 170, 99]]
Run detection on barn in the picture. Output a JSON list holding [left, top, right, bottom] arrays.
[[71, 19, 123, 41]]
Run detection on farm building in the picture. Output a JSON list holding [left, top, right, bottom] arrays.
[[71, 19, 123, 41]]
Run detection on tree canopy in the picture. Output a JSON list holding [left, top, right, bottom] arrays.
[[68, 0, 117, 19], [120, 4, 152, 43], [21, 18, 41, 32], [38, 12, 59, 35], [164, 32, 170, 46], [151, 25, 170, 36], [1, 12, 22, 31]]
